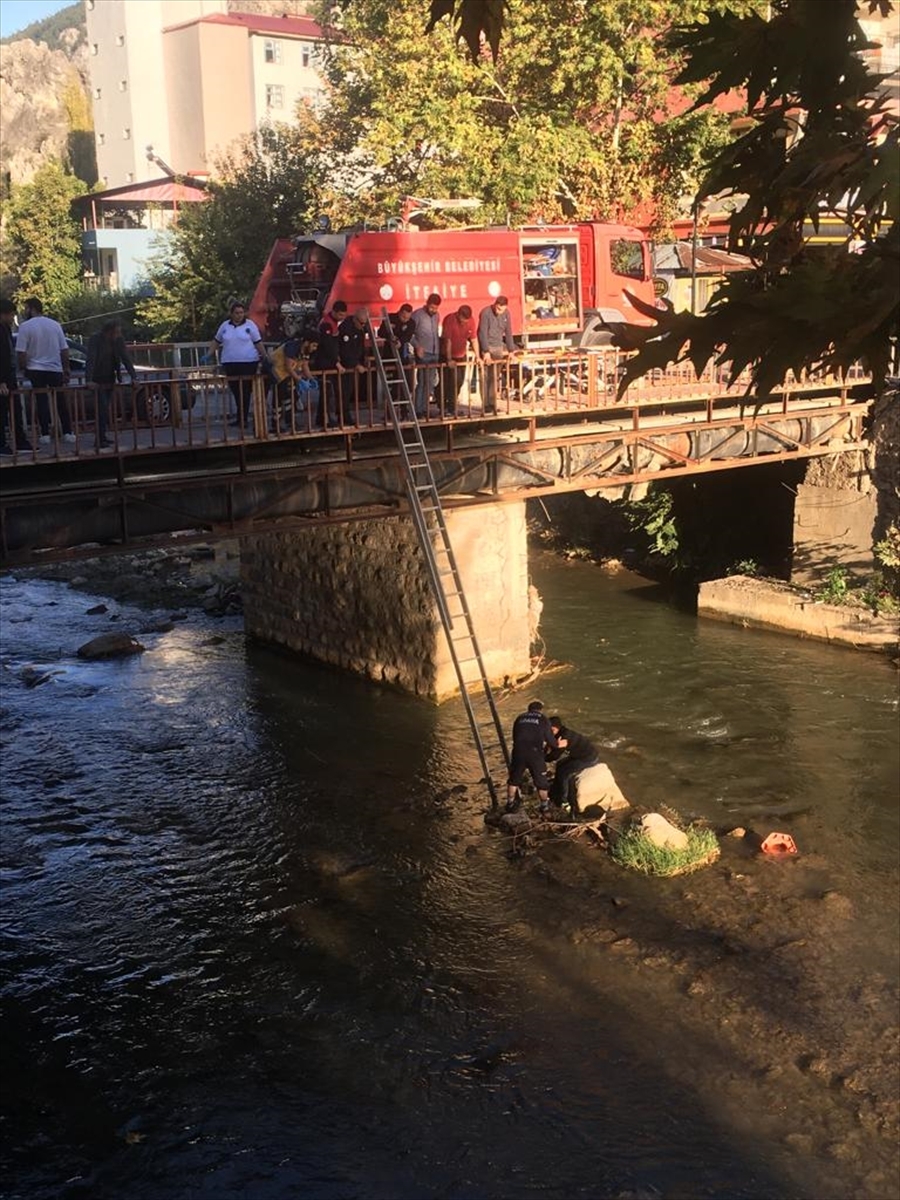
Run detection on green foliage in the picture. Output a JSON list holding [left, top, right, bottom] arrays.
[[818, 566, 850, 605], [623, 489, 680, 558], [0, 2, 84, 49], [874, 526, 900, 570], [61, 68, 97, 186], [313, 0, 741, 229], [619, 0, 899, 399], [610, 823, 720, 876], [138, 124, 324, 341], [3, 161, 84, 312], [727, 557, 760, 577], [858, 572, 900, 616]]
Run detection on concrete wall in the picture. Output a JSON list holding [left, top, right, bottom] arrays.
[[240, 503, 533, 700], [698, 576, 898, 653], [792, 483, 878, 584]]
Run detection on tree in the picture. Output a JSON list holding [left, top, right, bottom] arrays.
[[613, 0, 899, 397], [312, 0, 742, 230], [138, 124, 324, 341], [2, 160, 84, 312]]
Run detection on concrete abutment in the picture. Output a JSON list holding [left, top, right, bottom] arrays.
[[240, 502, 534, 700]]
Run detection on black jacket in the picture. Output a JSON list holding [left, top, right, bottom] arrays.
[[0, 322, 16, 390]]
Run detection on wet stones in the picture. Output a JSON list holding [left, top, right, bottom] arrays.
[[77, 633, 145, 660]]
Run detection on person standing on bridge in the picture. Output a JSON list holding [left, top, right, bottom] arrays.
[[337, 306, 372, 426], [440, 303, 478, 417], [15, 298, 73, 445], [477, 295, 516, 415], [1, 298, 31, 454], [85, 320, 135, 450], [310, 299, 347, 429], [213, 301, 265, 430], [410, 293, 442, 417], [506, 699, 559, 817]]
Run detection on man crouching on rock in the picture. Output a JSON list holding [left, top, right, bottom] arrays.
[[547, 715, 600, 817], [506, 700, 559, 817]]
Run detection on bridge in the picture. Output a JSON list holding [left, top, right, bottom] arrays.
[[0, 348, 871, 566]]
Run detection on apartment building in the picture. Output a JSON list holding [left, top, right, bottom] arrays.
[[86, 0, 326, 188]]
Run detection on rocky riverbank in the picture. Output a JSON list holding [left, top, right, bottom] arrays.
[[13, 541, 243, 617]]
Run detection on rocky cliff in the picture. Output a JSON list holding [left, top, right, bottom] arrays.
[[0, 13, 90, 188], [0, 2, 318, 190]]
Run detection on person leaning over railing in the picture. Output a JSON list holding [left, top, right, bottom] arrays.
[[0, 298, 32, 454]]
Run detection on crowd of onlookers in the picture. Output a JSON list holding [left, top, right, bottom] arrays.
[[212, 291, 520, 433], [0, 290, 524, 455]]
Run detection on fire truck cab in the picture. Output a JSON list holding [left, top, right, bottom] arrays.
[[250, 221, 655, 347]]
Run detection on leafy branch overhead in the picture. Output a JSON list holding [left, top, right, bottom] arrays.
[[618, 0, 899, 398], [426, 0, 508, 61]]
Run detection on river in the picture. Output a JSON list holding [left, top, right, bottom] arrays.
[[1, 553, 897, 1200]]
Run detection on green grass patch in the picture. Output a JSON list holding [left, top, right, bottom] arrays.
[[610, 824, 720, 877]]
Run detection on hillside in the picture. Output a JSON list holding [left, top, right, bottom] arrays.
[[0, 3, 91, 189]]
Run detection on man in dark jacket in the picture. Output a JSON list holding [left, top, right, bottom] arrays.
[[0, 298, 31, 453], [477, 294, 516, 414], [309, 300, 347, 428], [547, 715, 600, 814], [337, 306, 371, 425], [85, 320, 135, 449], [506, 699, 559, 815]]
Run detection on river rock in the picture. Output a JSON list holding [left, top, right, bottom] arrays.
[[640, 812, 689, 850], [77, 633, 145, 660], [573, 762, 630, 815], [499, 810, 533, 835]]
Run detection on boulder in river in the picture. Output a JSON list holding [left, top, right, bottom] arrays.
[[640, 812, 689, 851], [77, 633, 145, 660], [573, 762, 631, 816]]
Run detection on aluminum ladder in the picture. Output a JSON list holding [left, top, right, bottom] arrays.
[[367, 311, 510, 807]]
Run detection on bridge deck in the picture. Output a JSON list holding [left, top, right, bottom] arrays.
[[0, 354, 873, 565]]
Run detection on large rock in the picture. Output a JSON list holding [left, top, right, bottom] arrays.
[[573, 762, 631, 816], [77, 633, 145, 660], [640, 812, 689, 851]]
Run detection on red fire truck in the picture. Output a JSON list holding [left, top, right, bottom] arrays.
[[249, 221, 657, 347]]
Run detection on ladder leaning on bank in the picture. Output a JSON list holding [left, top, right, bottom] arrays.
[[367, 311, 510, 808]]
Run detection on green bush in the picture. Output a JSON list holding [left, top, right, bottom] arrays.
[[610, 823, 720, 877]]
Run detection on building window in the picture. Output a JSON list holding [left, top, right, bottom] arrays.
[[301, 41, 313, 68], [94, 86, 102, 99], [91, 42, 98, 55], [87, 0, 95, 8], [115, 34, 125, 46], [119, 79, 128, 92], [264, 39, 282, 64], [126, 172, 134, 183], [98, 133, 106, 145], [123, 127, 131, 140], [265, 84, 284, 109], [299, 87, 325, 112]]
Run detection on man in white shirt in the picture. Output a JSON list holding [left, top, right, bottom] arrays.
[[15, 297, 73, 444]]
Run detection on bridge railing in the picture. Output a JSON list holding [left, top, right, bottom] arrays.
[[0, 348, 871, 465]]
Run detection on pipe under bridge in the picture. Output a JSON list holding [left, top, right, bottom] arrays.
[[0, 355, 872, 567]]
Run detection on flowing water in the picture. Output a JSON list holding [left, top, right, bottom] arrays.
[[1, 554, 897, 1200]]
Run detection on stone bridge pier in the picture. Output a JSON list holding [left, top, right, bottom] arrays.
[[240, 502, 536, 700]]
